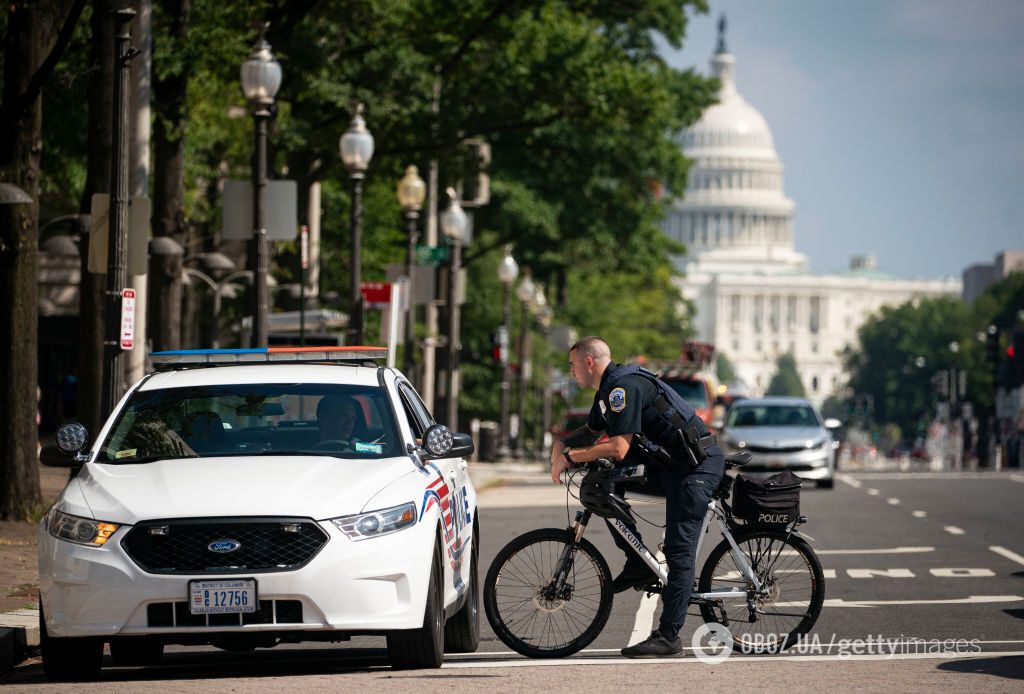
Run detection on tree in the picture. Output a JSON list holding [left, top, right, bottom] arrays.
[[766, 353, 805, 397], [716, 352, 736, 384], [0, 0, 86, 520]]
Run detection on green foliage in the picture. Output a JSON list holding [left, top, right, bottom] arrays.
[[35, 0, 719, 426], [716, 352, 736, 384], [766, 353, 806, 397]]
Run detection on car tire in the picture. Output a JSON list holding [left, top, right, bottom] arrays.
[[444, 517, 480, 653], [816, 478, 834, 489], [40, 605, 103, 681], [109, 637, 164, 666], [387, 535, 445, 669]]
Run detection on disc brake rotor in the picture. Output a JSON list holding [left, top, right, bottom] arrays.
[[531, 582, 568, 613]]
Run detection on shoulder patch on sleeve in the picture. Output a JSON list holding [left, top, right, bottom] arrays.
[[609, 387, 626, 413]]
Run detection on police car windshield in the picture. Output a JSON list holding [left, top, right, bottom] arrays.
[[726, 404, 820, 428], [97, 383, 401, 463]]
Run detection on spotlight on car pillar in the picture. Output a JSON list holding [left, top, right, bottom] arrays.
[[56, 423, 89, 454], [423, 424, 454, 457]]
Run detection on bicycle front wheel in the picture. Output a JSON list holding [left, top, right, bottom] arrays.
[[483, 528, 613, 658], [698, 527, 825, 653]]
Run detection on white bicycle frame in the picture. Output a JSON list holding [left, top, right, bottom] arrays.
[[608, 497, 763, 601]]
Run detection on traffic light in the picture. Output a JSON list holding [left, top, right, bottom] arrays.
[[1009, 328, 1024, 387], [985, 326, 1000, 364], [460, 138, 490, 206]]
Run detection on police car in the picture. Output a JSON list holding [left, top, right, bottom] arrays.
[[37, 347, 479, 680]]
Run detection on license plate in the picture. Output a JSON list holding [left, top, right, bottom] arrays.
[[189, 579, 257, 615], [765, 459, 786, 468]]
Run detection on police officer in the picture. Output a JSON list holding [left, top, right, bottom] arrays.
[[549, 336, 724, 658]]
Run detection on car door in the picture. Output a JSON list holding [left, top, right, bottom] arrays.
[[396, 381, 472, 605]]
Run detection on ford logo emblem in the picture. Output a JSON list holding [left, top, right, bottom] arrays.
[[208, 539, 241, 553]]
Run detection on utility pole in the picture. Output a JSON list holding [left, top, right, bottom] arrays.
[[101, 8, 136, 419]]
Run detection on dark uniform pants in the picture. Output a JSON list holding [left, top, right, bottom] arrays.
[[607, 455, 725, 639]]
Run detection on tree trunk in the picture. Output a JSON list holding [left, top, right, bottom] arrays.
[[0, 0, 86, 520], [149, 0, 190, 351]]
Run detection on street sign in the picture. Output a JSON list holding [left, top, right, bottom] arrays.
[[222, 180, 298, 241], [87, 194, 151, 274], [415, 244, 449, 265], [120, 288, 136, 350], [360, 282, 392, 308]]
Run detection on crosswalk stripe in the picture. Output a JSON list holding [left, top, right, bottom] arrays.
[[990, 545, 1024, 567]]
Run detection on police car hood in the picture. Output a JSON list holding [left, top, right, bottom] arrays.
[[725, 426, 827, 449], [75, 456, 417, 524]]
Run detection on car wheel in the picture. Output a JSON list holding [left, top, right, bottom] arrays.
[[444, 518, 480, 653], [816, 478, 834, 489], [387, 536, 445, 669], [40, 605, 103, 681], [109, 637, 164, 666]]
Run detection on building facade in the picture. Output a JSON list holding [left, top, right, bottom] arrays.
[[663, 32, 960, 403]]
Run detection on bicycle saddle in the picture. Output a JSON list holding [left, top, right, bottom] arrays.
[[725, 451, 751, 467]]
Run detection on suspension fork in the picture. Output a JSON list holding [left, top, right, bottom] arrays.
[[551, 510, 592, 591]]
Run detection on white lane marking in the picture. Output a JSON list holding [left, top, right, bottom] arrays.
[[846, 472, 1023, 481], [460, 640, 1024, 657], [838, 475, 862, 488], [822, 569, 837, 579], [886, 498, 900, 505], [990, 545, 1024, 566], [912, 510, 927, 518], [847, 568, 915, 578], [442, 650, 1024, 668], [866, 488, 880, 496], [822, 595, 1022, 608], [627, 533, 665, 646], [944, 526, 966, 535], [930, 568, 995, 577], [1010, 474, 1024, 484], [815, 546, 934, 555]]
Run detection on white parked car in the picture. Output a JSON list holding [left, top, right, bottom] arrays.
[[38, 347, 479, 680]]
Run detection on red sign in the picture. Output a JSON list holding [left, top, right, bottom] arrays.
[[360, 282, 391, 308], [120, 288, 136, 350]]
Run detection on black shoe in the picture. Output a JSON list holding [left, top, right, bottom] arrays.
[[621, 630, 683, 658], [611, 564, 659, 593]]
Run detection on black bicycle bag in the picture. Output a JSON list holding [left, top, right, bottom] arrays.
[[732, 471, 802, 526]]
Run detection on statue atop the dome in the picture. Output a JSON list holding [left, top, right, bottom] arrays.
[[715, 13, 727, 54]]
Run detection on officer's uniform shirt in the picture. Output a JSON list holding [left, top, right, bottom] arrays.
[[587, 362, 668, 439]]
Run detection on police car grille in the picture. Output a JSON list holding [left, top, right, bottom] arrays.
[[746, 444, 805, 454], [121, 518, 329, 574]]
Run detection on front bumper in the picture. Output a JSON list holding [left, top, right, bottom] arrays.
[[39, 518, 435, 639], [726, 447, 834, 480]]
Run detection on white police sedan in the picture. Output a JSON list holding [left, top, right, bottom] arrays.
[[38, 347, 479, 680]]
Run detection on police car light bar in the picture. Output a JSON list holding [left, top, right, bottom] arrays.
[[151, 346, 389, 367]]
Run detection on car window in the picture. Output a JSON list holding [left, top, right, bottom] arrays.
[[98, 383, 401, 462], [665, 379, 709, 409], [397, 382, 433, 438], [726, 405, 820, 428]]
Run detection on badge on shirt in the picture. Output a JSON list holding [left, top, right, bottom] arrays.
[[609, 387, 626, 413]]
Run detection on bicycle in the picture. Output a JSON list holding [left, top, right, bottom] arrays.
[[482, 453, 825, 658]]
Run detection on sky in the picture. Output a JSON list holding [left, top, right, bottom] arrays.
[[659, 0, 1024, 279]]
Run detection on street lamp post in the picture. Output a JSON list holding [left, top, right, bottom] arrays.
[[496, 246, 519, 458], [397, 166, 426, 378], [339, 103, 375, 345], [101, 8, 136, 420], [440, 188, 469, 430], [513, 272, 536, 458], [240, 33, 282, 348]]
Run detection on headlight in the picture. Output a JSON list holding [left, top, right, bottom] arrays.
[[805, 438, 827, 451], [46, 509, 120, 547], [331, 502, 417, 541]]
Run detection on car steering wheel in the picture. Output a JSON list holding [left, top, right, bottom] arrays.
[[310, 439, 352, 452]]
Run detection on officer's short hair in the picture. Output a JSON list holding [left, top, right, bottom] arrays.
[[570, 336, 611, 361]]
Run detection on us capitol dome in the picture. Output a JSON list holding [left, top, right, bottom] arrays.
[[662, 17, 959, 402]]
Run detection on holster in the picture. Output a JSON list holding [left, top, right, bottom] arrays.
[[652, 397, 718, 468]]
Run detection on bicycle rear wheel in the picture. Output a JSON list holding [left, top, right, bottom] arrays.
[[483, 528, 613, 658], [698, 527, 824, 653]]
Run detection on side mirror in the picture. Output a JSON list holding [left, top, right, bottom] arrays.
[[421, 424, 475, 459], [40, 443, 80, 468]]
